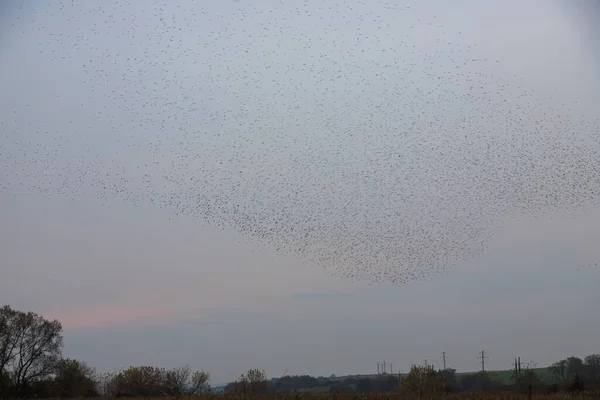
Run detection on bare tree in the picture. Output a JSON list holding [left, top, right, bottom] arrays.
[[226, 369, 268, 395], [245, 368, 268, 395], [189, 370, 210, 395], [0, 306, 63, 396], [164, 365, 191, 396], [0, 306, 18, 394], [0, 306, 18, 374], [97, 371, 118, 397]]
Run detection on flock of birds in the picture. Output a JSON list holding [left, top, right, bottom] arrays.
[[1, 0, 598, 284]]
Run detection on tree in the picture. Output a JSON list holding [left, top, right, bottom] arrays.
[[112, 366, 165, 397], [271, 375, 319, 393], [0, 306, 18, 374], [224, 380, 241, 394], [97, 371, 118, 397], [245, 368, 268, 394], [227, 369, 268, 395], [566, 373, 584, 393], [161, 365, 210, 398], [458, 371, 494, 392], [163, 365, 190, 396], [549, 360, 568, 383], [566, 357, 585, 378], [355, 378, 372, 393], [373, 374, 399, 392], [399, 365, 443, 399], [584, 354, 600, 387], [438, 368, 458, 392], [189, 370, 210, 395], [0, 306, 63, 396], [0, 371, 11, 397], [512, 362, 541, 393], [53, 358, 98, 397], [1, 305, 19, 395]]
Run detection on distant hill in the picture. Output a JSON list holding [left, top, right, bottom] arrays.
[[323, 367, 555, 385], [215, 367, 556, 392]]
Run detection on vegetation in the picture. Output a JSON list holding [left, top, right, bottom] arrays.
[[16, 395, 594, 400], [1, 304, 599, 398]]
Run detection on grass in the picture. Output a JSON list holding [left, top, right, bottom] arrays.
[[332, 367, 557, 387], [87, 394, 598, 400], [455, 368, 554, 385]]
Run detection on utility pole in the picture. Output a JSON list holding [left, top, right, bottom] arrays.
[[383, 361, 387, 374], [514, 357, 524, 387], [477, 351, 488, 372], [424, 359, 428, 367], [442, 352, 447, 370], [377, 362, 380, 374], [390, 363, 393, 375]]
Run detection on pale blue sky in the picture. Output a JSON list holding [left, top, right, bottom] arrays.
[[1, 0, 599, 385]]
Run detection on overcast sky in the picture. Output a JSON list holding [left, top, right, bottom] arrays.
[[1, 0, 599, 385]]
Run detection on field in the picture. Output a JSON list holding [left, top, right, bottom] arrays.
[[459, 368, 554, 385], [267, 367, 558, 393], [90, 394, 597, 400]]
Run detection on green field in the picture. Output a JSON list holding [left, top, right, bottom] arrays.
[[458, 367, 554, 384], [283, 367, 558, 394]]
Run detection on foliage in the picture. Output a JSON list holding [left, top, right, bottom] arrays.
[[584, 354, 600, 390], [225, 368, 268, 395], [3, 304, 600, 398], [102, 365, 210, 397], [102, 393, 600, 400], [438, 368, 458, 392], [457, 371, 494, 392], [113, 366, 166, 397], [271, 375, 320, 394], [549, 360, 569, 383], [399, 364, 445, 399], [54, 358, 99, 397]]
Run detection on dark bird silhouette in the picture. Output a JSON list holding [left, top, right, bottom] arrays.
[[1, 0, 598, 285]]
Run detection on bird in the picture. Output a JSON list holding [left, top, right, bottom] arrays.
[[1, 0, 598, 285]]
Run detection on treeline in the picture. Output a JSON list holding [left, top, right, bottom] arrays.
[[307, 363, 593, 396], [1, 305, 599, 398], [251, 361, 597, 396], [0, 305, 210, 398]]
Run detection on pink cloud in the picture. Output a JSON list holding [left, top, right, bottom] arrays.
[[47, 305, 173, 330]]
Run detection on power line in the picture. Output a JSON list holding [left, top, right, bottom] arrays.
[[477, 350, 488, 372]]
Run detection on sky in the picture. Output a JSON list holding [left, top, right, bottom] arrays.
[[1, 0, 600, 385]]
